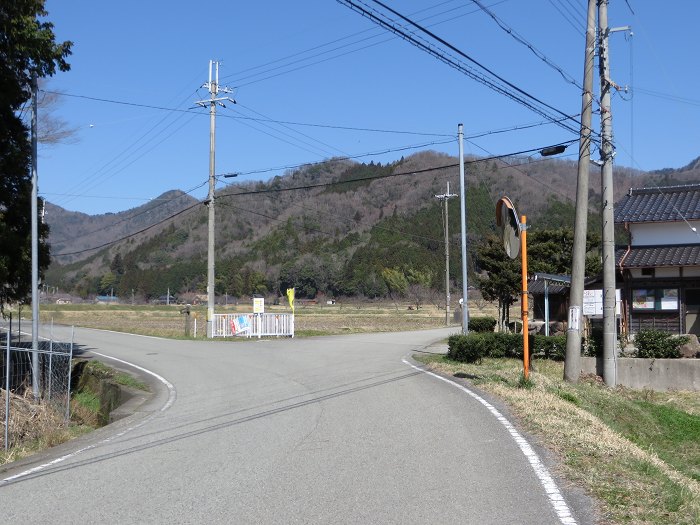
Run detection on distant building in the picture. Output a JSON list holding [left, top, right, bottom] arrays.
[[95, 295, 119, 304]]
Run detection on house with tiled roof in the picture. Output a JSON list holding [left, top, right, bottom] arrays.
[[615, 183, 700, 336]]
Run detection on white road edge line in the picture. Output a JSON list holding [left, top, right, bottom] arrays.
[[1, 352, 176, 485], [402, 358, 578, 525]]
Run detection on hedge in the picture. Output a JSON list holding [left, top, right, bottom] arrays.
[[468, 316, 497, 333], [447, 333, 567, 363]]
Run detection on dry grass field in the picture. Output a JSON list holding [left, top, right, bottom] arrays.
[[34, 300, 499, 338]]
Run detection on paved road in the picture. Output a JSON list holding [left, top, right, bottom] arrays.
[[1, 327, 594, 524]]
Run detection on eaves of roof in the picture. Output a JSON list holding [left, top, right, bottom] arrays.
[[616, 244, 700, 268]]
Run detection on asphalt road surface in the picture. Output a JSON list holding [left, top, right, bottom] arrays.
[[1, 327, 595, 524]]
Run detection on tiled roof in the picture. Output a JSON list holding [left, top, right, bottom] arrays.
[[616, 244, 700, 268], [615, 184, 700, 223]]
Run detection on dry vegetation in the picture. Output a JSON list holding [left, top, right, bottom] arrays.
[[38, 300, 498, 338], [1, 389, 93, 465]]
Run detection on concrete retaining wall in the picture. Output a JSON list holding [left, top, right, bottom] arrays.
[[581, 356, 700, 391]]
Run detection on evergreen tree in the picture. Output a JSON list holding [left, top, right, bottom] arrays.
[[0, 2, 71, 310]]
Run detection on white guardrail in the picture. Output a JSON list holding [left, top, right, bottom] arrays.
[[212, 313, 294, 338]]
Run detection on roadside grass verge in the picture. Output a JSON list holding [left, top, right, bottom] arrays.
[[415, 354, 700, 525]]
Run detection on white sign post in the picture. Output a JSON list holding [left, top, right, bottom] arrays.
[[253, 298, 264, 338]]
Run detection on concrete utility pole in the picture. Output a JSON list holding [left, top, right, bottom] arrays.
[[564, 0, 596, 383], [457, 124, 469, 334], [435, 182, 458, 325], [599, 1, 628, 387], [196, 61, 234, 338], [31, 72, 40, 400]]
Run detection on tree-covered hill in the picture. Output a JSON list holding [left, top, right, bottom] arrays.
[[44, 150, 699, 301]]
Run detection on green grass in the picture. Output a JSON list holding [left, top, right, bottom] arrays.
[[73, 391, 100, 413], [416, 354, 700, 525], [85, 360, 149, 391]]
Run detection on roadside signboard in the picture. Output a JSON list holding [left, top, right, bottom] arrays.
[[253, 297, 265, 314]]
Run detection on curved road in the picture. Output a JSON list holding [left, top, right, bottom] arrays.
[[1, 327, 594, 524]]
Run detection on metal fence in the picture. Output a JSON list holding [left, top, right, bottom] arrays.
[[212, 313, 294, 338], [1, 320, 74, 451]]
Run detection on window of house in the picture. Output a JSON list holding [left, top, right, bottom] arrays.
[[632, 288, 678, 311]]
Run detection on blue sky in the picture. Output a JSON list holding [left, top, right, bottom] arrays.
[[40, 1, 700, 215]]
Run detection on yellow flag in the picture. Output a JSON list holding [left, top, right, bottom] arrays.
[[286, 288, 295, 314]]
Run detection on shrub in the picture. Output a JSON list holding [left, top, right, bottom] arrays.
[[582, 326, 603, 357], [633, 329, 689, 359], [447, 332, 522, 363], [447, 334, 487, 363], [531, 335, 567, 360], [447, 333, 568, 363], [468, 316, 497, 333]]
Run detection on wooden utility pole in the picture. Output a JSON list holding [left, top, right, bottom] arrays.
[[564, 0, 596, 382], [435, 182, 458, 325]]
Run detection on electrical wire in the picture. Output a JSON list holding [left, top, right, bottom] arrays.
[[226, 138, 456, 178], [468, 0, 583, 89], [47, 90, 456, 137], [53, 201, 204, 257], [338, 0, 584, 137], [229, 104, 349, 158], [219, 0, 504, 88], [546, 0, 585, 37], [52, 140, 577, 256], [49, 179, 209, 246], [47, 88, 202, 209]]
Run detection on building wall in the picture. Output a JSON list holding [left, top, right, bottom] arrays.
[[630, 220, 700, 245]]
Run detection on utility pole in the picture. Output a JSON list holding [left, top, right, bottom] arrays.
[[564, 0, 596, 383], [196, 60, 234, 338], [599, 1, 629, 387], [31, 71, 40, 400], [457, 124, 469, 334], [435, 182, 458, 325]]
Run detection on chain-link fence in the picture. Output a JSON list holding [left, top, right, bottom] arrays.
[[1, 319, 74, 451]]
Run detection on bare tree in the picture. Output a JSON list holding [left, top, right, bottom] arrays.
[[20, 79, 78, 145]]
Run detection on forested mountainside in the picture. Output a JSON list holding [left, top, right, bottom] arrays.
[[45, 150, 698, 301]]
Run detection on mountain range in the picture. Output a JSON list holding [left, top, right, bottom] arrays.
[[44, 150, 699, 301]]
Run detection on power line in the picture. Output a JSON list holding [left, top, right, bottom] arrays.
[[547, 0, 585, 36], [219, 0, 502, 88], [227, 138, 456, 178], [46, 89, 201, 208], [338, 0, 584, 137], [52, 140, 576, 256], [48, 180, 209, 246], [53, 201, 204, 257], [47, 90, 455, 137], [228, 115, 575, 178], [468, 0, 583, 89], [219, 141, 576, 198], [633, 87, 700, 107]]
